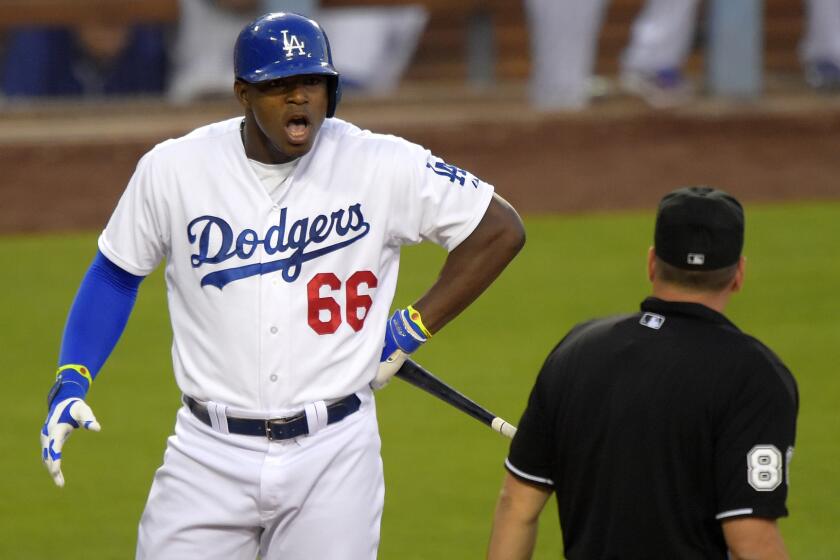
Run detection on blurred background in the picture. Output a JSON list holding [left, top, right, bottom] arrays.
[[1, 0, 839, 230], [1, 1, 839, 559]]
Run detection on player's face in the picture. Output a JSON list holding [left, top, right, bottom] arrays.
[[237, 75, 330, 163]]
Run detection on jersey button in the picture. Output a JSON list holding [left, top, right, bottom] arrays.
[[270, 374, 278, 382], [270, 326, 278, 334]]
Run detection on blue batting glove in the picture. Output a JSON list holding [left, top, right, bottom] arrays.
[[40, 367, 101, 487], [372, 306, 431, 390]]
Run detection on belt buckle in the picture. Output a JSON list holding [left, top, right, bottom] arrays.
[[264, 414, 301, 441]]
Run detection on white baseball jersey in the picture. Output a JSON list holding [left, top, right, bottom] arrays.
[[98, 117, 493, 413]]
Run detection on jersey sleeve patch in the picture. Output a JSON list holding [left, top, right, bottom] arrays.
[[398, 148, 494, 251]]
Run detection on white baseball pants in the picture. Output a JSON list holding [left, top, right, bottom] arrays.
[[621, 0, 702, 73], [525, 0, 699, 108], [801, 0, 840, 63], [136, 392, 384, 559]]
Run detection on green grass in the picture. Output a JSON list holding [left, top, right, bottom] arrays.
[[2, 201, 838, 558]]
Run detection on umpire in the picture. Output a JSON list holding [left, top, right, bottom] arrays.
[[487, 187, 798, 560]]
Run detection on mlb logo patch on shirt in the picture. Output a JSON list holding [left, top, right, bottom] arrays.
[[640, 313, 665, 330]]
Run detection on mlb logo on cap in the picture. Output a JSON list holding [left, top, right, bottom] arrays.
[[640, 313, 665, 330], [653, 186, 744, 271], [687, 253, 705, 266]]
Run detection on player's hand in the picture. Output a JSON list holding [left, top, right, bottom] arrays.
[[40, 398, 101, 487], [372, 306, 431, 390], [40, 368, 101, 487]]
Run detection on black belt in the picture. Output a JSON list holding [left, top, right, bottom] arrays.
[[184, 394, 361, 441]]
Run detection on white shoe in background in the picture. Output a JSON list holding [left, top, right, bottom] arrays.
[[620, 68, 693, 108]]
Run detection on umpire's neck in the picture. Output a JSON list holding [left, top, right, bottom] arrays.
[[647, 247, 746, 314]]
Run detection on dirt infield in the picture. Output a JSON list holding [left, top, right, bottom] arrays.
[[2, 86, 840, 234]]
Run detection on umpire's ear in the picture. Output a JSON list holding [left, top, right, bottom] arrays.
[[731, 256, 746, 293], [234, 80, 251, 110], [647, 246, 656, 283]]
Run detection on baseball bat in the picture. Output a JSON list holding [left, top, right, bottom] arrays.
[[395, 359, 517, 439]]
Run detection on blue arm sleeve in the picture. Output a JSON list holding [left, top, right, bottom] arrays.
[[53, 251, 145, 401]]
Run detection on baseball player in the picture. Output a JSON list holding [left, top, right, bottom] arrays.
[[487, 187, 797, 559], [40, 12, 525, 559]]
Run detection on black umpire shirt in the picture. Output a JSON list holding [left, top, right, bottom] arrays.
[[507, 297, 798, 560]]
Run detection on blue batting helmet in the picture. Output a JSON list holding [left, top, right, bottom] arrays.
[[234, 12, 341, 117]]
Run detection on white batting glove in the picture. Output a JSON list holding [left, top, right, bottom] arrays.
[[372, 305, 431, 390], [40, 398, 101, 487], [41, 366, 101, 487]]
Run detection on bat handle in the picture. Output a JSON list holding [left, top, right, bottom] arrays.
[[491, 417, 517, 439]]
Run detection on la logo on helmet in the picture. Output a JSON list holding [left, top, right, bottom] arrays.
[[281, 30, 306, 58]]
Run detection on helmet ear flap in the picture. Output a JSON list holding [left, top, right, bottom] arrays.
[[328, 75, 342, 118], [322, 31, 341, 117]]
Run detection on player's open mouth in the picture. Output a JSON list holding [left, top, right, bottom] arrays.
[[285, 116, 311, 144]]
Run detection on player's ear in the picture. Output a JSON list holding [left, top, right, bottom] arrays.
[[234, 80, 251, 109]]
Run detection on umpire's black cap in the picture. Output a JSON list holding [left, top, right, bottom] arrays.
[[654, 186, 744, 270]]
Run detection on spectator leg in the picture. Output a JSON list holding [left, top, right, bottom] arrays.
[[525, 0, 608, 109], [621, 0, 701, 74], [800, 0, 840, 64]]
